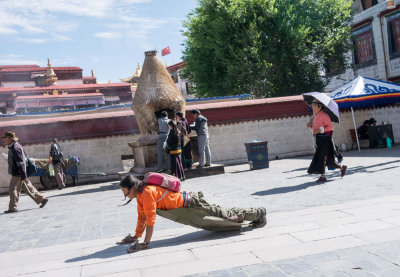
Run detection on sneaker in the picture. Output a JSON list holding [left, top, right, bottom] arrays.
[[341, 165, 347, 177], [196, 165, 204, 169], [316, 176, 327, 183], [4, 209, 18, 214], [40, 199, 48, 208], [204, 163, 211, 167], [252, 207, 267, 228]]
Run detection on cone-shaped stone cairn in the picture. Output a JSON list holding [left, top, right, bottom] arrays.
[[132, 50, 185, 135]]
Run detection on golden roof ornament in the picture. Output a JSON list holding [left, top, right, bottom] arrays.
[[120, 61, 142, 85]]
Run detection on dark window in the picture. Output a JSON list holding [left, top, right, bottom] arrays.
[[360, 0, 378, 11], [352, 24, 377, 68], [185, 82, 190, 95], [170, 72, 178, 83], [387, 12, 400, 59]]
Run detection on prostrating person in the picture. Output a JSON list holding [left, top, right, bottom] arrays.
[[116, 175, 266, 253], [306, 100, 347, 182], [2, 132, 48, 213]]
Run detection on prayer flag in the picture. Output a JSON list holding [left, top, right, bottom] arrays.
[[161, 46, 171, 56]]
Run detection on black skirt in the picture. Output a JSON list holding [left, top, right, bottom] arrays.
[[170, 153, 185, 180], [308, 134, 340, 175]]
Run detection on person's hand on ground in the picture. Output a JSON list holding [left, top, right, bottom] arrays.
[[116, 234, 137, 245]]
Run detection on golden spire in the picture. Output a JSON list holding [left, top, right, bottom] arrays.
[[47, 58, 56, 78]]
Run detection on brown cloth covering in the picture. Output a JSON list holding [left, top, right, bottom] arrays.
[[32, 158, 77, 170]]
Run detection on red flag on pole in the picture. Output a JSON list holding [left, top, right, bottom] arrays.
[[161, 46, 171, 56]]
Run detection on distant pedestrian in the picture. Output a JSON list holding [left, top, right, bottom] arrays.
[[176, 111, 193, 169], [49, 138, 65, 190], [2, 131, 48, 213], [166, 120, 185, 180], [157, 111, 170, 172], [190, 109, 211, 168], [306, 100, 347, 182]]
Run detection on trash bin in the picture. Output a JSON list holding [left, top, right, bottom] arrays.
[[244, 141, 269, 170]]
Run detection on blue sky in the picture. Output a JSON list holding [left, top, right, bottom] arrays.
[[0, 0, 198, 83]]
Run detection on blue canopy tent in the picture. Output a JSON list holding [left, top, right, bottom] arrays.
[[329, 76, 400, 151]]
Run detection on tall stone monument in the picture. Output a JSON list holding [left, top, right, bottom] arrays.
[[129, 50, 186, 173]]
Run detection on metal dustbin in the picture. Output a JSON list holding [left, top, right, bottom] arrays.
[[244, 141, 269, 170]]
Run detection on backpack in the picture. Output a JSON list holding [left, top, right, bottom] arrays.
[[143, 172, 181, 192], [52, 143, 64, 160], [23, 150, 38, 177]]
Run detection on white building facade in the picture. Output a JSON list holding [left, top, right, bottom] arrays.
[[326, 0, 400, 91]]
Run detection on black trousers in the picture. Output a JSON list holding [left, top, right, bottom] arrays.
[[308, 134, 340, 175]]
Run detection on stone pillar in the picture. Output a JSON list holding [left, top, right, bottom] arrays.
[[129, 50, 186, 173]]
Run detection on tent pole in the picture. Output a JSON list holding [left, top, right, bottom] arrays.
[[351, 107, 361, 152]]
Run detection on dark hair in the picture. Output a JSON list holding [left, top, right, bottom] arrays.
[[168, 120, 180, 133], [369, 118, 376, 124], [120, 175, 143, 191], [161, 111, 168, 117], [176, 111, 184, 118], [191, 109, 200, 115], [119, 175, 145, 206]]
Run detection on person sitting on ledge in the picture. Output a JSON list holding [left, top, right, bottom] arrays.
[[116, 175, 266, 253]]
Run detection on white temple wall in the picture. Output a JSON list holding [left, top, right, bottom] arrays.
[[1, 105, 399, 194]]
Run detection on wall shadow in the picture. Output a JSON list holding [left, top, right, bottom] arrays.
[[254, 159, 400, 196], [48, 184, 119, 198], [252, 180, 333, 196]]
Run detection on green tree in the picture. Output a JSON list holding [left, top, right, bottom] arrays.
[[181, 0, 352, 98]]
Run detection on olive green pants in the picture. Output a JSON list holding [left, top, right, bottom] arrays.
[[156, 191, 263, 231], [190, 191, 262, 222]]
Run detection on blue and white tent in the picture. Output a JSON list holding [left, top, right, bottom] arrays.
[[329, 76, 400, 109], [329, 76, 400, 151]]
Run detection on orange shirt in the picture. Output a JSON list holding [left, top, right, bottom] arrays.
[[312, 111, 333, 133], [135, 185, 184, 237]]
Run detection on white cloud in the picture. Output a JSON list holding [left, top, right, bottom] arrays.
[[0, 54, 41, 65], [0, 25, 18, 35], [0, 0, 175, 50], [16, 38, 48, 44], [94, 32, 121, 39]]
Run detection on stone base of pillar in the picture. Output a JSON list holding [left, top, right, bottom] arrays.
[[128, 134, 158, 174]]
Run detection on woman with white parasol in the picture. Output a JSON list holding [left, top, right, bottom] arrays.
[[303, 92, 347, 182]]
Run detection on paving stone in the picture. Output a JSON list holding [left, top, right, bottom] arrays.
[[272, 258, 316, 275], [1, 148, 400, 276], [240, 263, 286, 277]]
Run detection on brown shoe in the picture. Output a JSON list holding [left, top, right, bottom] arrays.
[[117, 234, 137, 245], [4, 209, 18, 214], [252, 207, 267, 228], [316, 176, 327, 183], [40, 199, 48, 208], [341, 165, 347, 177]]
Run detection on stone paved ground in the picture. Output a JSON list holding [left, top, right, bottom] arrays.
[[0, 146, 399, 276]]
